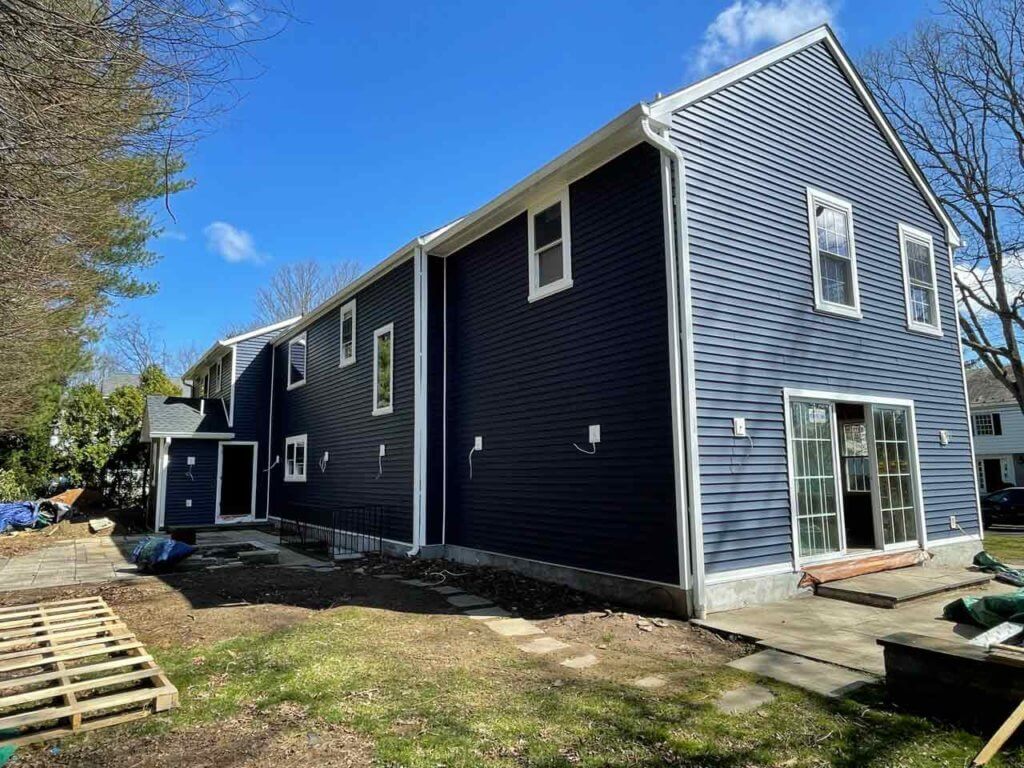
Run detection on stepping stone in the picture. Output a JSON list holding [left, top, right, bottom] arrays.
[[431, 585, 463, 595], [632, 675, 667, 690], [400, 579, 435, 587], [463, 606, 513, 621], [560, 654, 599, 670], [447, 593, 493, 609], [486, 618, 544, 637], [728, 650, 877, 698], [518, 637, 570, 654], [715, 684, 775, 714]]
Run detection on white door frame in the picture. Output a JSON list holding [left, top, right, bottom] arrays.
[[784, 388, 927, 569], [215, 440, 258, 523], [977, 455, 1013, 494]]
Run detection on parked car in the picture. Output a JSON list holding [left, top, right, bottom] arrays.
[[981, 487, 1024, 528]]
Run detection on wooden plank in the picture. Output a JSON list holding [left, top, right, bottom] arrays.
[[800, 550, 927, 587], [0, 599, 106, 624], [0, 668, 164, 709], [0, 684, 177, 730], [0, 621, 128, 653], [0, 654, 154, 690], [0, 632, 136, 664], [0, 615, 122, 645], [0, 708, 149, 748], [0, 607, 115, 636], [37, 603, 79, 730], [971, 699, 1024, 766], [0, 597, 102, 616], [0, 641, 145, 674]]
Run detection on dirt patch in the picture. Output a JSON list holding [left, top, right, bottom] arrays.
[[537, 609, 745, 664], [0, 500, 139, 559], [0, 566, 453, 650], [13, 703, 373, 768]]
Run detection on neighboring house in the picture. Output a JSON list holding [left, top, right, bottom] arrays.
[[141, 318, 299, 531], [144, 26, 981, 617], [966, 366, 1024, 493], [98, 373, 185, 397]]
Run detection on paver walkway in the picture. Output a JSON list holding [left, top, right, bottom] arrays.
[[0, 529, 317, 592]]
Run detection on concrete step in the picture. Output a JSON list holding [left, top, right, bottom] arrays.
[[728, 649, 878, 698], [814, 566, 991, 608]]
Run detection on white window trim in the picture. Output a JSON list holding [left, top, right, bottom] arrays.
[[287, 332, 307, 390], [339, 300, 356, 369], [974, 412, 995, 436], [527, 187, 573, 303], [284, 434, 307, 482], [806, 188, 862, 319], [898, 223, 942, 336], [372, 323, 394, 416]]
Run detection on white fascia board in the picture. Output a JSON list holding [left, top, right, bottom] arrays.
[[647, 24, 961, 248], [220, 316, 301, 346], [149, 431, 235, 440], [424, 103, 648, 257]]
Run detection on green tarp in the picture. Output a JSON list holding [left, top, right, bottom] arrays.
[[943, 551, 1024, 628]]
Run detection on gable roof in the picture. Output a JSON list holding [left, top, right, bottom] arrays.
[[647, 25, 960, 248], [183, 316, 301, 381], [141, 396, 234, 441], [966, 367, 1018, 407]]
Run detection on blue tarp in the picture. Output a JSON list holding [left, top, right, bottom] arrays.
[[130, 537, 195, 571], [0, 502, 38, 534]]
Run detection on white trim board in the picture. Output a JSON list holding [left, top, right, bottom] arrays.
[[647, 25, 961, 249], [215, 440, 258, 523]]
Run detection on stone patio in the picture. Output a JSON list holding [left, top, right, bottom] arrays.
[[0, 528, 320, 592]]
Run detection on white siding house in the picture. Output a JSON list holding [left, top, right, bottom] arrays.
[[967, 368, 1024, 492]]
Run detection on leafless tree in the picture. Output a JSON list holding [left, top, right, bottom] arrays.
[[0, 1, 289, 432], [865, 0, 1024, 410], [253, 260, 363, 324], [105, 318, 171, 375]]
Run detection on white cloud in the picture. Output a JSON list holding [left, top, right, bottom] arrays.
[[693, 0, 837, 75], [204, 221, 264, 264], [158, 229, 188, 242]]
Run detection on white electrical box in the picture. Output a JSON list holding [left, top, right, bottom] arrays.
[[185, 499, 192, 508], [939, 429, 950, 446], [589, 424, 601, 444], [474, 436, 483, 451], [187, 456, 195, 466], [379, 444, 386, 457], [733, 417, 747, 437], [949, 515, 957, 530]]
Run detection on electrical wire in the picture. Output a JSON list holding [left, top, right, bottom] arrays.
[[573, 441, 597, 455], [468, 446, 476, 479]]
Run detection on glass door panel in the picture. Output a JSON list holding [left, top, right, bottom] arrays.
[[870, 406, 918, 547], [791, 400, 843, 559]]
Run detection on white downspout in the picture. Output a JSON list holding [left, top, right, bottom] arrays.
[[639, 113, 708, 619], [408, 242, 429, 557]]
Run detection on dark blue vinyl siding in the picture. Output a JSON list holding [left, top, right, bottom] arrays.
[[671, 42, 976, 574], [443, 144, 679, 584], [231, 332, 277, 519], [270, 260, 415, 543], [164, 439, 219, 526], [425, 255, 446, 545]]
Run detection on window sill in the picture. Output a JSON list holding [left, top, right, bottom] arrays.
[[528, 278, 574, 303], [283, 476, 306, 483], [813, 302, 862, 320], [339, 357, 356, 369], [906, 323, 943, 338], [286, 379, 306, 391], [372, 406, 394, 417]]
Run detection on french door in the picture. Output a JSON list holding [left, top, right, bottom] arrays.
[[789, 396, 921, 562]]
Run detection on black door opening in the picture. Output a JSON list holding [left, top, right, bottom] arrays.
[[219, 443, 255, 519], [983, 459, 1006, 494]]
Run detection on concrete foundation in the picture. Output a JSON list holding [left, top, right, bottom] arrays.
[[432, 544, 690, 616], [926, 537, 983, 568], [705, 569, 808, 614]]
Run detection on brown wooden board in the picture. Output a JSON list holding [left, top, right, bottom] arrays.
[[799, 549, 928, 587], [0, 597, 177, 747]]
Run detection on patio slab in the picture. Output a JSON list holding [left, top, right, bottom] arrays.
[[815, 567, 992, 608], [728, 650, 876, 698], [698, 572, 1015, 675]]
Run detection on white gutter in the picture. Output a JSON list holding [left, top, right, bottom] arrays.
[[638, 112, 708, 619]]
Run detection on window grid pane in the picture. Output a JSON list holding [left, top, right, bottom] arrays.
[[814, 202, 854, 307], [791, 401, 842, 558], [905, 237, 938, 327], [873, 407, 917, 546]]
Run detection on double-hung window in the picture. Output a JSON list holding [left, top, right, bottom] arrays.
[[527, 188, 573, 302], [284, 434, 307, 482], [339, 300, 356, 368], [287, 333, 307, 389], [806, 188, 861, 318], [372, 323, 394, 416], [899, 224, 941, 335], [973, 413, 1001, 436]]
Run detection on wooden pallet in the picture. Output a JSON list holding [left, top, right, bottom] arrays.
[[0, 596, 177, 746]]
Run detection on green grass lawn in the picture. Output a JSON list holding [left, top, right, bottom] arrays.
[[44, 604, 1012, 768], [983, 533, 1024, 564]]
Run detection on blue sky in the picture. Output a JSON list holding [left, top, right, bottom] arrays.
[[128, 0, 937, 360]]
